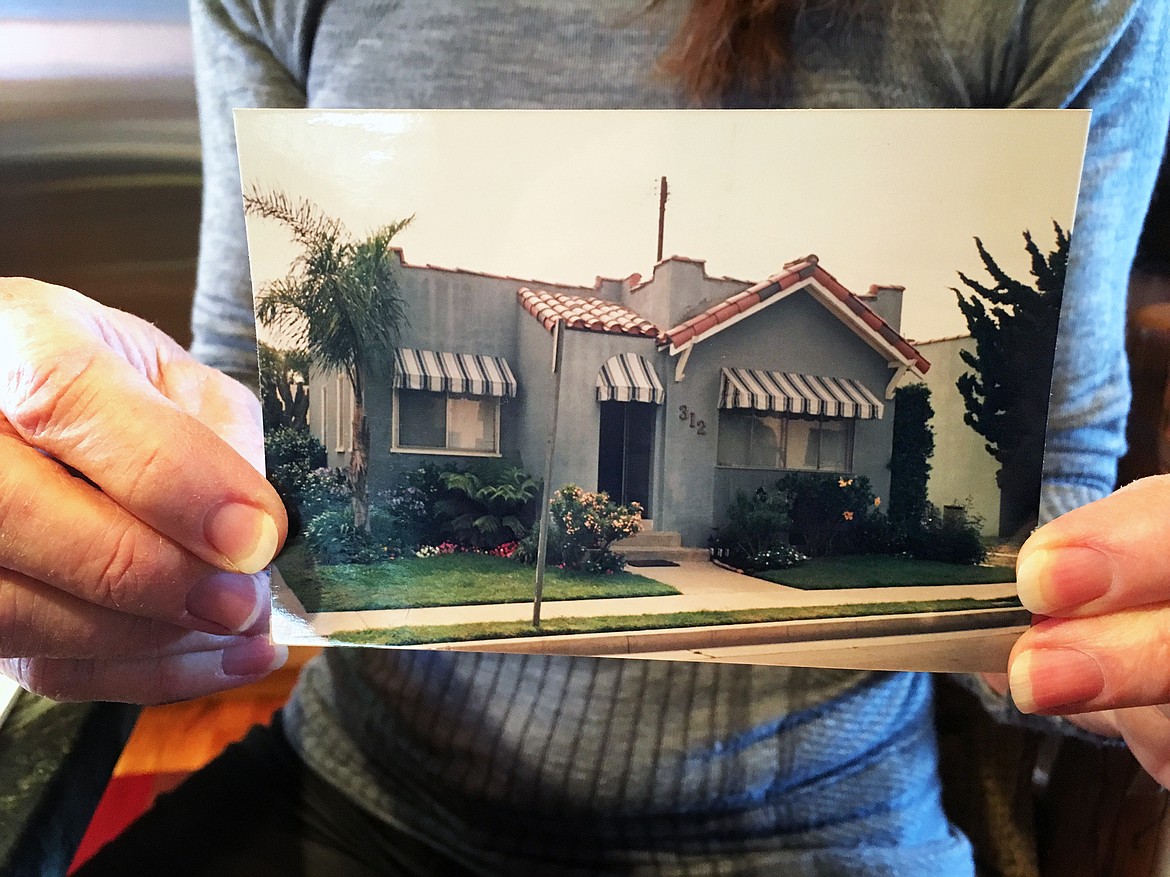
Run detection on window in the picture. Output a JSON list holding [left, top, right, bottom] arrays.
[[717, 411, 854, 472], [394, 389, 500, 455]]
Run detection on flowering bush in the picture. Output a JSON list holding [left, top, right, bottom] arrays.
[[298, 466, 351, 520], [516, 485, 642, 573], [378, 463, 454, 548], [742, 545, 808, 572], [776, 473, 875, 557], [413, 541, 519, 560], [415, 542, 459, 558], [484, 541, 519, 558]]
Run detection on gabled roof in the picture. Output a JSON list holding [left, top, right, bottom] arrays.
[[660, 255, 930, 375], [517, 287, 660, 338]]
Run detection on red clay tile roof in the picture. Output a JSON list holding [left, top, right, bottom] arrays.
[[661, 255, 930, 375], [517, 288, 660, 338]]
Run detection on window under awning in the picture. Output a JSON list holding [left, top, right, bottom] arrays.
[[596, 352, 665, 404], [719, 367, 884, 419], [393, 348, 518, 398]]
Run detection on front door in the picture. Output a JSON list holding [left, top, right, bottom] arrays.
[[597, 401, 655, 516]]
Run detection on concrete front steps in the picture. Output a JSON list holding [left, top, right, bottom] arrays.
[[614, 529, 709, 563]]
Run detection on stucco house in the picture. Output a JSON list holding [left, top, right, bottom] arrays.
[[911, 333, 1002, 536], [308, 251, 930, 547]]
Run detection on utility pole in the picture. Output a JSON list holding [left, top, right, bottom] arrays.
[[656, 175, 669, 263], [532, 318, 565, 629]]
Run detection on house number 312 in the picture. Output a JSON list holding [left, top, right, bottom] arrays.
[[678, 405, 707, 436]]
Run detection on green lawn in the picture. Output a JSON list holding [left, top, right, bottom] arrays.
[[277, 543, 677, 613], [331, 595, 1025, 646], [757, 554, 1015, 589]]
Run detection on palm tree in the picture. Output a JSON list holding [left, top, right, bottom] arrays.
[[247, 187, 412, 532], [258, 341, 313, 430]]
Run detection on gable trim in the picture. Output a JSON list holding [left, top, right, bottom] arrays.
[[664, 274, 929, 378]]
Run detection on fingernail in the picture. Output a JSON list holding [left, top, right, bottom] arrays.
[[1009, 647, 1105, 714], [1016, 547, 1113, 615], [186, 572, 263, 633], [204, 502, 279, 574], [221, 638, 287, 677]]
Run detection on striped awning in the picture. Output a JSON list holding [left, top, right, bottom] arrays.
[[596, 352, 665, 404], [719, 368, 884, 419], [393, 348, 518, 398]]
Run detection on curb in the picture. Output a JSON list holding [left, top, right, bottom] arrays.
[[415, 606, 1031, 657]]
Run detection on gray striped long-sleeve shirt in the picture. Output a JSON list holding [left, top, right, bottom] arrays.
[[189, 0, 1170, 872]]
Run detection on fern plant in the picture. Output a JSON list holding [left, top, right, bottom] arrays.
[[436, 463, 540, 549]]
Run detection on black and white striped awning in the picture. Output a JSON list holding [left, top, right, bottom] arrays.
[[393, 348, 518, 397], [596, 352, 665, 404], [719, 368, 883, 419]]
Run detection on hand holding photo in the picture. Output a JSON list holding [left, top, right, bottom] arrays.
[[236, 109, 1088, 672]]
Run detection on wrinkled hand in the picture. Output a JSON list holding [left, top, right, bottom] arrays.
[[1006, 475, 1170, 786], [0, 278, 287, 703]]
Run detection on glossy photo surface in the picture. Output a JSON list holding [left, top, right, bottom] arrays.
[[237, 108, 1087, 671]]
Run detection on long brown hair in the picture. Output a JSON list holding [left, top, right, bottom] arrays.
[[653, 0, 799, 100]]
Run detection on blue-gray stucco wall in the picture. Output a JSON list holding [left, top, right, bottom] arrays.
[[662, 284, 896, 545], [621, 257, 746, 332], [545, 330, 665, 505], [342, 260, 898, 547], [363, 264, 587, 492]]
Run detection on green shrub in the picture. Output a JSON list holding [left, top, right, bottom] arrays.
[[265, 426, 328, 493], [777, 472, 875, 557], [908, 504, 986, 565], [517, 484, 642, 573], [855, 510, 912, 556], [888, 383, 934, 529], [304, 506, 407, 565], [378, 460, 540, 551], [298, 467, 351, 520], [709, 488, 793, 567], [379, 463, 452, 549], [437, 461, 541, 549]]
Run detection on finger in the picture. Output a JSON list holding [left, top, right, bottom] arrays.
[[0, 427, 266, 633], [0, 566, 254, 659], [1014, 475, 1170, 618], [152, 347, 269, 474], [0, 636, 287, 704], [1110, 705, 1170, 789], [1008, 607, 1170, 714], [0, 284, 285, 574]]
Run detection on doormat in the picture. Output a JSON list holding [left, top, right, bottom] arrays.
[[626, 559, 681, 568]]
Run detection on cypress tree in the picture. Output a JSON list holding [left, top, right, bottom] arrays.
[[954, 223, 1068, 537], [888, 383, 934, 528]]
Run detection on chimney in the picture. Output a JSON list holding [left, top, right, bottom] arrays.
[[594, 276, 624, 303], [866, 284, 905, 333]]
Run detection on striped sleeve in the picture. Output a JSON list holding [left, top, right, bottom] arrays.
[[187, 0, 317, 385]]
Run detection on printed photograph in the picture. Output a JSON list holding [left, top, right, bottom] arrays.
[[236, 109, 1088, 671]]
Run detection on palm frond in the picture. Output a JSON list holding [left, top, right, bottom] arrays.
[[243, 187, 344, 248]]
